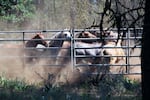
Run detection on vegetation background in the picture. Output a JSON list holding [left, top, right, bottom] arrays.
[[0, 0, 144, 30]]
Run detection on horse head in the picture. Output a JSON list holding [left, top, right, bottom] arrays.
[[25, 32, 48, 63], [57, 30, 71, 40], [49, 30, 71, 47], [78, 31, 97, 38], [32, 32, 48, 47], [48, 30, 72, 65], [77, 31, 97, 43]]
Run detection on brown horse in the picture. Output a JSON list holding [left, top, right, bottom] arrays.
[[25, 32, 48, 63], [25, 33, 48, 47], [75, 31, 97, 43]]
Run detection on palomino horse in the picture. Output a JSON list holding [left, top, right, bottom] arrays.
[[90, 31, 126, 75], [25, 32, 48, 63], [102, 31, 125, 65]]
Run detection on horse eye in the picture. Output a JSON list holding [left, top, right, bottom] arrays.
[[64, 34, 67, 36]]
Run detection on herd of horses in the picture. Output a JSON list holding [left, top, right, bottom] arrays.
[[24, 29, 126, 74]]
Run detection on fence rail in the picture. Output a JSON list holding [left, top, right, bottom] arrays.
[[0, 28, 142, 75]]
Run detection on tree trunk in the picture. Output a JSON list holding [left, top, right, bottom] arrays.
[[141, 0, 150, 99]]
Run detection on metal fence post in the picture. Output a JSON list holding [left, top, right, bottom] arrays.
[[22, 32, 25, 68], [125, 28, 131, 74], [70, 29, 74, 72]]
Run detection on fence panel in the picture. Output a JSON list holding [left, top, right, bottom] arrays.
[[72, 28, 142, 75], [0, 28, 142, 75]]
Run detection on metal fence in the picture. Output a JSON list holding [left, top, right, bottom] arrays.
[[0, 28, 142, 75]]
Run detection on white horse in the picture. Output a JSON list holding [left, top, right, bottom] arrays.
[[47, 29, 72, 65]]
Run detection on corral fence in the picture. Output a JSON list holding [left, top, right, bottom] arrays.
[[0, 28, 142, 75]]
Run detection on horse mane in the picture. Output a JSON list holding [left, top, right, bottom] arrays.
[[49, 32, 64, 47]]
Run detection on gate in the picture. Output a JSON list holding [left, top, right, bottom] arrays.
[[0, 28, 142, 75], [71, 28, 142, 75]]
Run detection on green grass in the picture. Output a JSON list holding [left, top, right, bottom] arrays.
[[0, 76, 43, 100], [0, 75, 142, 100]]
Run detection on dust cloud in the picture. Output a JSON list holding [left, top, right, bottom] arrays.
[[0, 46, 50, 84], [0, 46, 83, 85]]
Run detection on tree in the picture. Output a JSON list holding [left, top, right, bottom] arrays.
[[89, 0, 144, 30], [94, 0, 148, 99], [141, 0, 150, 99], [0, 0, 35, 23]]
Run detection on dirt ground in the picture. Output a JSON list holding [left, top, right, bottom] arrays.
[[0, 43, 141, 85], [0, 46, 46, 84]]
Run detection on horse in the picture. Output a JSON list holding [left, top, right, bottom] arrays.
[[46, 30, 72, 65], [75, 41, 102, 66], [88, 31, 126, 76], [25, 32, 48, 63], [74, 41, 104, 75], [101, 31, 125, 65]]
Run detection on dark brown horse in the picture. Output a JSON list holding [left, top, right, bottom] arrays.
[[25, 32, 48, 63]]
